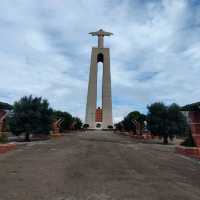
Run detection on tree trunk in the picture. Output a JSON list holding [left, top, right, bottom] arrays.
[[163, 136, 168, 145], [139, 124, 142, 135], [25, 132, 30, 142]]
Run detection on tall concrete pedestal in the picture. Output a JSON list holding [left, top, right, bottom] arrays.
[[85, 29, 113, 129]]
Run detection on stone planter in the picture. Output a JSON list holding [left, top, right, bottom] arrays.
[[0, 143, 16, 154], [175, 145, 200, 160], [51, 133, 63, 138], [129, 133, 153, 140]]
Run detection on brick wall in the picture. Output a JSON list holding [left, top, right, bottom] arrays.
[[96, 107, 102, 122], [189, 111, 200, 147]]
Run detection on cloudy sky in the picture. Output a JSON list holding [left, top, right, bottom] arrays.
[[0, 0, 200, 122]]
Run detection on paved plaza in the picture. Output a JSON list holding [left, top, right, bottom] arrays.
[[0, 131, 200, 200]]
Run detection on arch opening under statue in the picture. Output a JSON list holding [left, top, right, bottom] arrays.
[[97, 53, 104, 63], [97, 62, 103, 110]]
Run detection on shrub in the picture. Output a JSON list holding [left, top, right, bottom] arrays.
[[121, 111, 146, 133], [53, 111, 73, 132], [115, 122, 124, 131], [83, 124, 89, 129], [96, 123, 101, 128], [107, 125, 113, 129], [72, 117, 83, 130], [181, 131, 196, 147]]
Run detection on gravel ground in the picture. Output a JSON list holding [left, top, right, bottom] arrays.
[[0, 131, 200, 200]]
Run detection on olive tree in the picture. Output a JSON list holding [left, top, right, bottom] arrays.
[[9, 96, 53, 141], [147, 102, 187, 144]]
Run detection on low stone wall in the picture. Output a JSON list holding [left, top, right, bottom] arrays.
[[51, 133, 63, 138], [175, 145, 200, 160], [0, 143, 16, 154]]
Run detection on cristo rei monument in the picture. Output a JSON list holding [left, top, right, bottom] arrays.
[[85, 29, 113, 129]]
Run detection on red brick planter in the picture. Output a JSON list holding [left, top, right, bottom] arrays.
[[175, 145, 200, 160], [129, 133, 153, 140], [51, 133, 63, 138], [0, 143, 16, 154]]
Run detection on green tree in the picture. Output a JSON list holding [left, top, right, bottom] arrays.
[[8, 96, 53, 141], [114, 122, 124, 131], [72, 117, 83, 130], [147, 102, 187, 144], [53, 111, 73, 132], [123, 111, 146, 133], [167, 103, 188, 137], [83, 124, 89, 129], [123, 111, 140, 132], [181, 129, 196, 147], [0, 102, 12, 110]]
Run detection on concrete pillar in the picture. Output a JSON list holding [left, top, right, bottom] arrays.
[[102, 49, 113, 129], [98, 36, 104, 48], [85, 29, 113, 129], [85, 49, 98, 129], [85, 48, 113, 129]]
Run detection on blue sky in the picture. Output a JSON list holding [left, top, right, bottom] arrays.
[[0, 0, 200, 122]]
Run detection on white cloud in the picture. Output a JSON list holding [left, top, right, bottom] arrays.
[[0, 0, 200, 122]]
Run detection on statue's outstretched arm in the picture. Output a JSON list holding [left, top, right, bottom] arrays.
[[89, 32, 97, 36], [104, 31, 113, 36]]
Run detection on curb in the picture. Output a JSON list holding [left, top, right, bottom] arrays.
[[175, 145, 200, 160], [0, 143, 16, 154]]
